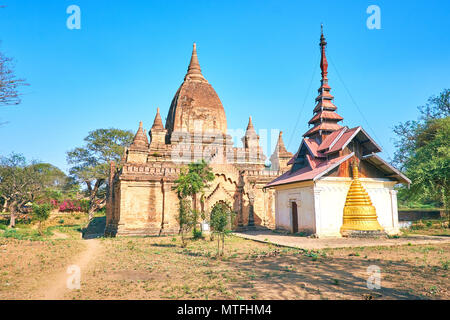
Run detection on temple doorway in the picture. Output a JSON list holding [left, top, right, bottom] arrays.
[[291, 202, 298, 233]]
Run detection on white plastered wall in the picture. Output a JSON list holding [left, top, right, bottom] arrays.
[[274, 181, 315, 234], [314, 177, 400, 237], [273, 177, 401, 238]]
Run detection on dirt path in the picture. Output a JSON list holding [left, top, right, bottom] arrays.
[[37, 239, 101, 300], [234, 230, 450, 250]]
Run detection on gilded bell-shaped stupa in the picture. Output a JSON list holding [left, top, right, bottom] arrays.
[[340, 160, 384, 236]]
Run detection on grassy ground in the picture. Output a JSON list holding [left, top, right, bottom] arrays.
[[0, 211, 103, 241], [0, 213, 449, 300], [401, 219, 450, 237]]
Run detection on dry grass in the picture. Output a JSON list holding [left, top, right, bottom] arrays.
[[65, 236, 449, 300], [0, 238, 85, 299], [0, 213, 448, 300]]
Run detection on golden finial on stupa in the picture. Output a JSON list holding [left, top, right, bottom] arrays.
[[340, 159, 384, 236]]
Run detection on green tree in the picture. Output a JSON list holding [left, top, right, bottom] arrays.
[[393, 89, 450, 222], [0, 153, 46, 227], [66, 128, 134, 220], [210, 201, 235, 257], [173, 160, 215, 232], [32, 203, 51, 235], [29, 163, 68, 203]]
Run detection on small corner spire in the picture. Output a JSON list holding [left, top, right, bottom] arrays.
[[131, 121, 149, 148], [247, 116, 254, 130], [151, 107, 165, 131]]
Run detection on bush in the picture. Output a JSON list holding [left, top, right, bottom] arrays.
[[32, 203, 51, 235], [192, 229, 203, 240], [210, 201, 235, 257], [176, 198, 196, 248], [53, 199, 90, 213]]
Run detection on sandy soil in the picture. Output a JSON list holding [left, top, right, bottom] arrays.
[[37, 239, 100, 299], [0, 238, 85, 299], [1, 234, 448, 300], [64, 236, 449, 300], [233, 230, 450, 250]]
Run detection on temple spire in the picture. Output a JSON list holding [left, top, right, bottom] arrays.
[[303, 26, 343, 142], [320, 24, 328, 84], [130, 121, 149, 149], [247, 116, 255, 132], [276, 131, 289, 154], [151, 107, 165, 131], [270, 131, 293, 172], [185, 43, 207, 82]]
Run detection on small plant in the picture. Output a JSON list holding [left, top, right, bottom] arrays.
[[176, 198, 196, 248], [58, 219, 65, 224], [192, 229, 203, 240], [32, 203, 51, 235], [210, 201, 235, 257]]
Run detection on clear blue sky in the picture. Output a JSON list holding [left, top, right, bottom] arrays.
[[0, 0, 449, 172]]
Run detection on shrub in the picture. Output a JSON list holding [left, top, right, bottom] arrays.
[[210, 201, 235, 257], [176, 199, 196, 248], [53, 199, 90, 213], [32, 203, 51, 235], [193, 229, 203, 240]]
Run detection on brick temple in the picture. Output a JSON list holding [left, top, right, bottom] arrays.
[[105, 43, 292, 236]]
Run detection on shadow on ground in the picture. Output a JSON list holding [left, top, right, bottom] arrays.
[[221, 253, 428, 299], [82, 216, 106, 239]]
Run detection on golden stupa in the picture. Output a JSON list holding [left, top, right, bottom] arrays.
[[340, 160, 384, 235]]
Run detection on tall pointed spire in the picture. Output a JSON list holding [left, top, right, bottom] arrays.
[[243, 116, 260, 150], [304, 25, 343, 142], [151, 107, 165, 131], [270, 131, 293, 172], [320, 24, 328, 84], [275, 131, 290, 155], [245, 116, 257, 137], [247, 116, 255, 131], [185, 43, 207, 82]]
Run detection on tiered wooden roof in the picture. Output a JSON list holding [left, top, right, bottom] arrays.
[[304, 27, 343, 140], [266, 27, 410, 188]]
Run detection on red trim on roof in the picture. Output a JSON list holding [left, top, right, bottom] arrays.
[[326, 127, 360, 154], [317, 127, 347, 151], [265, 153, 354, 188], [313, 99, 337, 113], [315, 90, 334, 101], [308, 110, 344, 124], [303, 122, 343, 137]]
